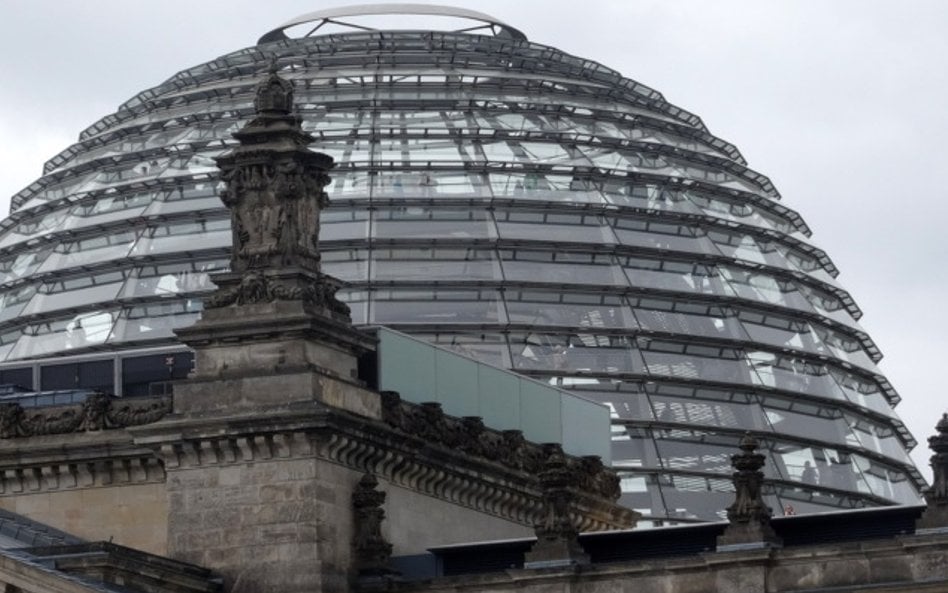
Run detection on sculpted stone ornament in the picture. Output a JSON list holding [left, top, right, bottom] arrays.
[[918, 413, 948, 530], [206, 65, 346, 316], [175, 64, 376, 383], [524, 444, 590, 568], [717, 432, 781, 548], [351, 474, 400, 589], [0, 394, 171, 439], [379, 391, 622, 501]]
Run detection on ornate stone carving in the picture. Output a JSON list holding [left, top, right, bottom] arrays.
[[206, 66, 344, 315], [918, 413, 948, 529], [204, 270, 350, 316], [378, 391, 622, 501], [255, 67, 295, 114], [524, 444, 590, 567], [352, 473, 399, 588], [0, 394, 171, 439], [718, 432, 781, 547]]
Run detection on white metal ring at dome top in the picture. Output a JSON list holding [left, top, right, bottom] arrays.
[[258, 3, 527, 44]]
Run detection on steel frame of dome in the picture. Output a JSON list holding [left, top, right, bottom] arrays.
[[0, 7, 924, 523]]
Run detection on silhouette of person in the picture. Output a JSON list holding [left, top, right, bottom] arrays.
[[801, 460, 817, 485]]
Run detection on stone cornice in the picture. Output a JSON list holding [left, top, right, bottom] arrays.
[[0, 430, 165, 495], [130, 401, 636, 532], [0, 395, 171, 495], [0, 394, 634, 530]]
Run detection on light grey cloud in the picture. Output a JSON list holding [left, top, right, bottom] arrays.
[[1, 0, 945, 478]]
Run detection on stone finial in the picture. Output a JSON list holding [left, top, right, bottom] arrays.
[[524, 444, 590, 568], [917, 413, 948, 530], [717, 432, 781, 548], [351, 474, 399, 585], [254, 65, 294, 115]]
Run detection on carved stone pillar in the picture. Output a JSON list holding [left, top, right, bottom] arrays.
[[173, 67, 376, 416], [918, 413, 948, 530], [717, 433, 781, 548], [524, 444, 590, 568]]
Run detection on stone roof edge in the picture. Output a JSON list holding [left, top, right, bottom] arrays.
[[129, 400, 636, 531]]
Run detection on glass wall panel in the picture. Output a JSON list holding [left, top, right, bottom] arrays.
[[747, 351, 848, 400], [372, 247, 499, 281], [41, 359, 113, 393], [651, 393, 768, 431], [611, 217, 715, 253], [495, 210, 613, 244], [501, 250, 625, 286], [321, 208, 370, 242], [631, 297, 748, 340], [489, 172, 605, 204], [372, 207, 495, 239], [56, 192, 155, 232], [639, 339, 756, 385], [10, 310, 118, 359], [37, 231, 138, 274], [611, 427, 662, 467], [0, 285, 37, 322], [412, 332, 510, 368], [131, 219, 230, 256], [374, 138, 468, 166], [23, 280, 124, 317], [762, 403, 854, 449], [374, 171, 490, 198], [112, 301, 201, 342], [0, 246, 54, 285], [602, 184, 704, 216], [122, 259, 227, 299], [505, 290, 635, 329], [370, 288, 504, 325], [577, 386, 653, 421], [509, 332, 643, 374], [830, 369, 897, 418], [326, 172, 372, 199], [846, 417, 912, 465], [617, 472, 668, 519], [737, 310, 823, 352], [321, 249, 370, 282], [0, 209, 71, 250], [852, 456, 919, 504], [622, 257, 732, 295], [659, 475, 736, 521]]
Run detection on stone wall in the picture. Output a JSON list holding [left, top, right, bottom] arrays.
[[0, 430, 168, 556], [404, 532, 948, 593], [0, 483, 167, 555], [384, 482, 531, 555], [164, 447, 360, 593]]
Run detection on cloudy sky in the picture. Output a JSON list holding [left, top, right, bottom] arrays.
[[1, 1, 946, 478]]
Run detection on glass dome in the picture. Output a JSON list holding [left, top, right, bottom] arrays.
[[0, 7, 923, 523]]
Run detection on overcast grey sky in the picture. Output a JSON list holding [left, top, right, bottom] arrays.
[[1, 1, 945, 479]]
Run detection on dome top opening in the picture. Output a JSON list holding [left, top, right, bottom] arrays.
[[258, 3, 527, 44]]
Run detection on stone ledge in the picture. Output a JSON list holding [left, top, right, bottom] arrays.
[[130, 402, 634, 532], [394, 535, 948, 593], [0, 431, 165, 494]]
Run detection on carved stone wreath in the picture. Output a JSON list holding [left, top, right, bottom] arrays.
[[0, 393, 172, 439]]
